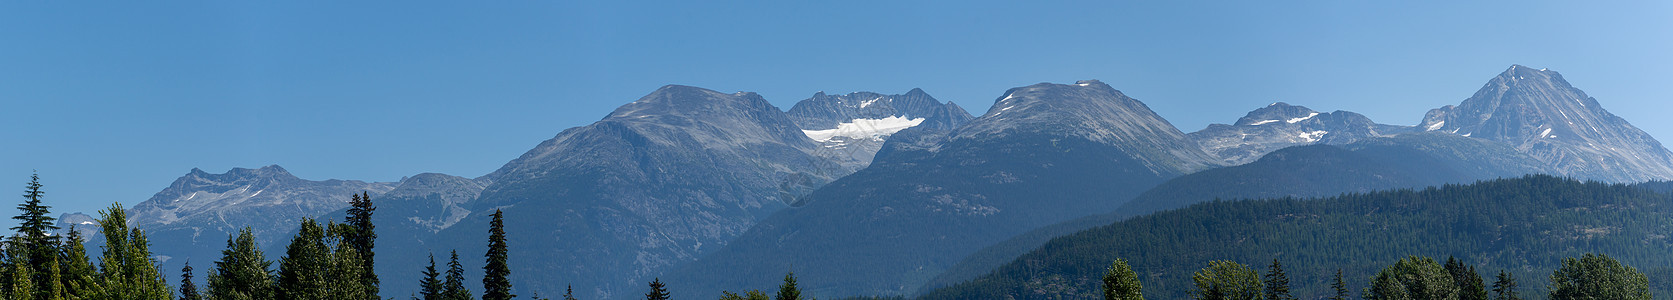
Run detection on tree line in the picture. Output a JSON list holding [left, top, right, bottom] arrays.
[[923, 175, 1673, 299], [1099, 253, 1650, 300], [2, 173, 522, 300]]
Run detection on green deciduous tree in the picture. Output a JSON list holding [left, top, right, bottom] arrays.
[[1263, 259, 1293, 300], [93, 202, 172, 299], [1191, 260, 1262, 300], [483, 209, 512, 300], [645, 278, 668, 300], [441, 251, 470, 300], [1365, 255, 1457, 300], [208, 228, 274, 300], [1491, 270, 1519, 300], [1548, 253, 1649, 300], [1102, 258, 1143, 300]]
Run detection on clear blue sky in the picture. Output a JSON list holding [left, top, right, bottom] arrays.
[[3, 1, 1671, 217]]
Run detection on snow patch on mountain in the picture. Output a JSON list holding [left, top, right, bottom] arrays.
[[802, 116, 926, 143]]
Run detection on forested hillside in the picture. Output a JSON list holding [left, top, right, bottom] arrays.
[[923, 175, 1673, 299]]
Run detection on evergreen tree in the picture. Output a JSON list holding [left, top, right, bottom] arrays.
[[775, 272, 802, 300], [720, 290, 768, 300], [10, 260, 34, 300], [180, 262, 201, 300], [1445, 257, 1489, 300], [1491, 270, 1519, 300], [562, 285, 577, 300], [326, 243, 370, 300], [58, 228, 97, 299], [1548, 253, 1649, 300], [1263, 259, 1292, 300], [483, 209, 513, 300], [93, 202, 172, 299], [1329, 269, 1349, 300], [343, 191, 379, 296], [441, 251, 471, 300], [1190, 260, 1262, 300], [43, 254, 63, 300], [12, 172, 61, 300], [277, 218, 330, 300], [644, 278, 668, 300], [1102, 258, 1143, 300], [418, 254, 442, 300], [208, 228, 274, 300], [1365, 255, 1457, 300]]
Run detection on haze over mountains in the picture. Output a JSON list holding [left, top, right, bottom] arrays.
[[93, 65, 1673, 299]]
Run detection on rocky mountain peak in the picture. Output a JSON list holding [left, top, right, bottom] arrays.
[[954, 80, 1220, 174], [1234, 102, 1321, 126], [787, 88, 975, 170], [1418, 65, 1673, 182], [1190, 102, 1409, 166], [604, 85, 777, 121]]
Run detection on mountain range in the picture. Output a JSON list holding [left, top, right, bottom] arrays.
[[89, 65, 1673, 299]]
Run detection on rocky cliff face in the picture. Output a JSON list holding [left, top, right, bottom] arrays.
[[1419, 65, 1673, 182], [786, 89, 973, 170], [1190, 102, 1412, 165]]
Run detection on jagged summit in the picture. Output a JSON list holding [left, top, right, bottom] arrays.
[[1419, 65, 1673, 182], [1234, 102, 1321, 126], [787, 88, 971, 131], [1191, 103, 1409, 165], [786, 88, 974, 170]]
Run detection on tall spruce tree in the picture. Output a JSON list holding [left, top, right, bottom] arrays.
[[58, 228, 97, 299], [1445, 257, 1489, 300], [208, 228, 274, 300], [418, 253, 442, 300], [277, 218, 329, 300], [441, 251, 471, 300], [483, 209, 512, 300], [1102, 258, 1143, 300], [775, 272, 802, 300], [94, 202, 172, 299], [562, 285, 577, 300], [180, 262, 201, 300], [13, 172, 61, 299], [1264, 259, 1293, 300], [343, 191, 379, 296], [1491, 270, 1519, 300], [644, 278, 668, 300], [1329, 269, 1349, 300]]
